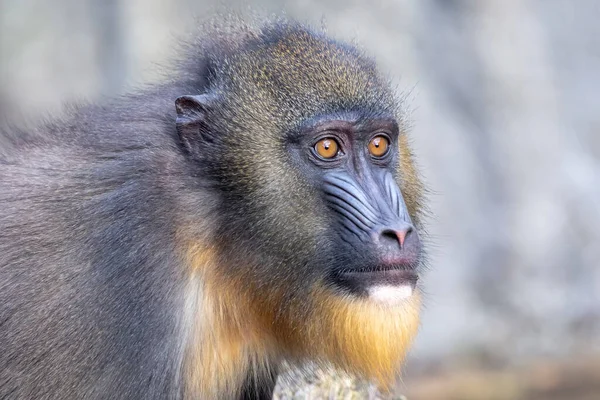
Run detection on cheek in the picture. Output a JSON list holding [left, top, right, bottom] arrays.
[[260, 182, 330, 254], [397, 136, 423, 222]]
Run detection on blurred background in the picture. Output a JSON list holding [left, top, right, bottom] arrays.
[[1, 0, 599, 398]]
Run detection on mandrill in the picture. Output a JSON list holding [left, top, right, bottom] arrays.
[[0, 17, 426, 400]]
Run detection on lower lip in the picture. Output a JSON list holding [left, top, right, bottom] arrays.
[[337, 269, 418, 303], [340, 269, 418, 286]]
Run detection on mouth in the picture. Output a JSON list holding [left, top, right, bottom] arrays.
[[334, 268, 418, 304]]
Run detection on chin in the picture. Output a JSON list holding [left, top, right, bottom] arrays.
[[367, 282, 416, 306]]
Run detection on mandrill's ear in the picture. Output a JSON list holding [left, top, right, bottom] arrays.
[[175, 94, 218, 154]]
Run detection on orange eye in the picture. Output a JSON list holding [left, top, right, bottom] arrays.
[[368, 135, 390, 157], [314, 138, 339, 159]]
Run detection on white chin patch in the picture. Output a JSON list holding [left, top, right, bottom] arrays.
[[368, 284, 413, 305]]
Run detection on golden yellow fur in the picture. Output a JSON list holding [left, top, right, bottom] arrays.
[[182, 245, 420, 398], [182, 245, 275, 399], [299, 285, 421, 388]]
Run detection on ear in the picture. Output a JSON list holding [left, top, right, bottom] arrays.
[[175, 94, 218, 153]]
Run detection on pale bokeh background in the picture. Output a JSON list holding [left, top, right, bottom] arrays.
[[2, 0, 599, 398]]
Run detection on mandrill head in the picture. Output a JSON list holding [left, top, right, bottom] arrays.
[[178, 20, 426, 387]]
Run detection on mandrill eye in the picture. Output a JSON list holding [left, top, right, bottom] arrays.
[[314, 138, 340, 159], [368, 135, 390, 158]]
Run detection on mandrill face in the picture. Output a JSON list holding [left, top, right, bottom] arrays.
[[270, 110, 423, 309], [289, 113, 423, 305]]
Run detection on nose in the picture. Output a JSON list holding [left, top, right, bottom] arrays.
[[376, 222, 420, 266]]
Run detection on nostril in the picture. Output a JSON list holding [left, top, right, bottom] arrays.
[[381, 226, 413, 248], [381, 230, 399, 242]]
